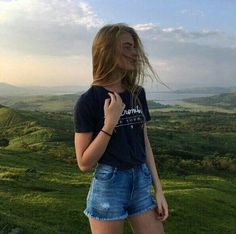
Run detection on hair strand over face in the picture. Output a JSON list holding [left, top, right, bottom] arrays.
[[91, 23, 166, 108]]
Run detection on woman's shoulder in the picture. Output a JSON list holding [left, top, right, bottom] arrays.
[[134, 85, 145, 96], [76, 85, 106, 104]]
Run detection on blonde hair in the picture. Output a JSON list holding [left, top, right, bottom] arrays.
[[91, 23, 161, 108]]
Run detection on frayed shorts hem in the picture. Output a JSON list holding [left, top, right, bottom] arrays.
[[83, 204, 157, 221], [84, 210, 128, 221], [128, 204, 157, 218]]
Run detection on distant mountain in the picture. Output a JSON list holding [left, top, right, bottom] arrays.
[[0, 82, 29, 96], [0, 93, 79, 112], [174, 86, 236, 94], [0, 93, 162, 112], [0, 82, 87, 97], [183, 92, 236, 108]]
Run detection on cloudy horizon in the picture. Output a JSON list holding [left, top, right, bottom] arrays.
[[0, 0, 236, 91]]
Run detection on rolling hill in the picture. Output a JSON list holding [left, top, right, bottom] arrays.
[[0, 82, 87, 97], [183, 92, 236, 108], [0, 106, 74, 161], [0, 94, 79, 112], [0, 105, 236, 233], [0, 94, 163, 112]]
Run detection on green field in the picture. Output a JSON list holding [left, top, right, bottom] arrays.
[[0, 94, 236, 233], [0, 149, 235, 234]]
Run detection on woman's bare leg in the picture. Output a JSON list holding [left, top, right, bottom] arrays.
[[88, 218, 125, 234], [128, 208, 165, 234]]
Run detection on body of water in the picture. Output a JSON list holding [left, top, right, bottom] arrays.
[[146, 92, 217, 105]]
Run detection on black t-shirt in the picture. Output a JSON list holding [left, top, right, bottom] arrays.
[[73, 85, 151, 169]]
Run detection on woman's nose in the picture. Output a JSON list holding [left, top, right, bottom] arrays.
[[131, 48, 138, 58]]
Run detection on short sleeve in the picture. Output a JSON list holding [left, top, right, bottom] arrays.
[[73, 94, 96, 133], [140, 87, 151, 122]]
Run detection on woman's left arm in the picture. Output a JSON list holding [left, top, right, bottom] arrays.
[[144, 123, 169, 221]]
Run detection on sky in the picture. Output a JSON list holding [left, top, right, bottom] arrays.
[[0, 0, 236, 90]]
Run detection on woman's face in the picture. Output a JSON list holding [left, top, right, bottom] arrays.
[[116, 32, 138, 71]]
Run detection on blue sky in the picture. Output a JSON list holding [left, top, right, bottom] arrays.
[[0, 0, 235, 90], [87, 0, 236, 36]]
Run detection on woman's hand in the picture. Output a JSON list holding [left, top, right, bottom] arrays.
[[155, 190, 169, 222], [104, 92, 125, 128]]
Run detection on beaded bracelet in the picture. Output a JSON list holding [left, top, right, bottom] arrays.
[[101, 129, 112, 137]]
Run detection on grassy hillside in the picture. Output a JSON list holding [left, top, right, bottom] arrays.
[[184, 92, 236, 109], [0, 106, 74, 162], [149, 110, 236, 175], [0, 149, 235, 234], [1, 104, 236, 175], [0, 104, 236, 233], [0, 105, 25, 128]]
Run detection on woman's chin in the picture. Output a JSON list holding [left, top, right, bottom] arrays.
[[125, 64, 136, 71]]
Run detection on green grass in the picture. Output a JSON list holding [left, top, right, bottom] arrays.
[[0, 149, 235, 234], [0, 100, 236, 233]]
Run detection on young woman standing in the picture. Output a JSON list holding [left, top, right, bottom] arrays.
[[74, 23, 168, 234]]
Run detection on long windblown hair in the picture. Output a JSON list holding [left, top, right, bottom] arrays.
[[91, 23, 162, 108]]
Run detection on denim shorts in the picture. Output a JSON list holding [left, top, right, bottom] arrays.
[[84, 163, 157, 221]]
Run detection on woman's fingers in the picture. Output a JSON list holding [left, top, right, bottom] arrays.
[[104, 98, 110, 108], [108, 92, 124, 107], [108, 92, 116, 104], [159, 203, 168, 221], [157, 202, 163, 217], [162, 204, 169, 221], [113, 92, 122, 102]]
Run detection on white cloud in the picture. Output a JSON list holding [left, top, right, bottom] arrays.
[[0, 2, 235, 88], [180, 9, 204, 17], [134, 23, 236, 49], [133, 23, 236, 88], [133, 23, 156, 31], [162, 27, 221, 40], [0, 0, 103, 56], [0, 0, 103, 27]]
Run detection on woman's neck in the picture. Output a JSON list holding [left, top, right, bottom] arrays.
[[104, 72, 126, 92], [104, 83, 125, 93]]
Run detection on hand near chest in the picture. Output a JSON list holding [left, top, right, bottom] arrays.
[[104, 92, 126, 129]]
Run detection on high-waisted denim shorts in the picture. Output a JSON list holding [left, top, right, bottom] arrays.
[[84, 163, 157, 221]]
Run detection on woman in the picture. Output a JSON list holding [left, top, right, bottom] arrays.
[[74, 23, 168, 234]]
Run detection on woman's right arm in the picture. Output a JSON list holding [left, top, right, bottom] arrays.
[[74, 92, 125, 172]]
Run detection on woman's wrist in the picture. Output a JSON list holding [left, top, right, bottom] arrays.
[[152, 181, 163, 194], [102, 123, 115, 134], [101, 129, 112, 137]]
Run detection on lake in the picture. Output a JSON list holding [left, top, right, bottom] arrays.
[[146, 92, 217, 105]]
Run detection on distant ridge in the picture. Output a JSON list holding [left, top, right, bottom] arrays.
[[0, 82, 28, 96], [184, 92, 236, 108], [174, 86, 236, 94], [0, 82, 88, 97], [0, 93, 79, 112]]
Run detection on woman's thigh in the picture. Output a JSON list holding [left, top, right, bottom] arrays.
[[128, 208, 165, 234], [89, 218, 124, 234]]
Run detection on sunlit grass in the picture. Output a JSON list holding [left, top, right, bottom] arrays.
[[0, 150, 235, 234]]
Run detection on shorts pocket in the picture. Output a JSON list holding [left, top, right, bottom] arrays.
[[93, 164, 117, 183]]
